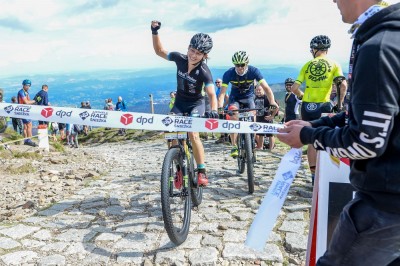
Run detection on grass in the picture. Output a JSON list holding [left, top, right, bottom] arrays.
[[4, 162, 36, 174]]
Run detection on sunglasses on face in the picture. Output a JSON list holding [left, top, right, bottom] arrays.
[[234, 64, 246, 68], [215, 81, 221, 84]]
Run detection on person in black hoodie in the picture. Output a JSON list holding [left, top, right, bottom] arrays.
[[278, 0, 400, 265]]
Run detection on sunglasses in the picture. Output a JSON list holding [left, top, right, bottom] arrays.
[[234, 64, 246, 68], [215, 81, 221, 84]]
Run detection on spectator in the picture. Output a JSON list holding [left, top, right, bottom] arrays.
[[58, 123, 66, 141], [34, 84, 50, 125], [254, 85, 275, 150], [80, 101, 90, 135], [66, 123, 80, 148], [17, 79, 37, 147], [106, 98, 114, 110], [283, 78, 302, 122], [115, 96, 127, 111], [278, 1, 400, 264], [103, 99, 109, 110], [10, 96, 23, 134], [116, 96, 127, 135], [49, 122, 59, 141]]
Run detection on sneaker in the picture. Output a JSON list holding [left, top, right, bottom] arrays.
[[174, 170, 183, 189], [197, 172, 208, 186], [230, 146, 238, 158]]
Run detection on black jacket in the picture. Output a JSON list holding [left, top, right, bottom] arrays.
[[300, 3, 400, 214]]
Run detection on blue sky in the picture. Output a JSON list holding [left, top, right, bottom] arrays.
[[0, 0, 399, 77]]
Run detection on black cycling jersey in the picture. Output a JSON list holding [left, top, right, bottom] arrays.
[[168, 52, 213, 101], [254, 94, 271, 118], [255, 94, 273, 137]]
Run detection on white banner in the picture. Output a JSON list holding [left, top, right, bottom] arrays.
[[245, 148, 302, 251], [0, 103, 284, 134], [306, 151, 352, 265]]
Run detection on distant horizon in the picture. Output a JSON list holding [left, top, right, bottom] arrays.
[[0, 63, 306, 80]]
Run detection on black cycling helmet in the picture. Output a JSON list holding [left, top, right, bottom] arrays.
[[189, 33, 213, 54], [22, 79, 31, 86], [285, 78, 295, 85], [310, 35, 331, 50], [232, 51, 249, 65]]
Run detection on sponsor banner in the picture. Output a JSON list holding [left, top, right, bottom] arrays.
[[245, 148, 302, 251], [0, 103, 284, 134], [306, 151, 353, 265]]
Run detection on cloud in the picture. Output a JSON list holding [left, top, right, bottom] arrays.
[[69, 0, 122, 14], [0, 17, 32, 32], [183, 11, 259, 33]]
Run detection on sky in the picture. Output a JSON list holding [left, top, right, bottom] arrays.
[[0, 0, 399, 77]]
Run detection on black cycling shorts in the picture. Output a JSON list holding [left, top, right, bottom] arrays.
[[301, 102, 331, 121], [170, 97, 205, 117]]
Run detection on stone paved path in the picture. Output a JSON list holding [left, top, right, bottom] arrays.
[[0, 138, 313, 265]]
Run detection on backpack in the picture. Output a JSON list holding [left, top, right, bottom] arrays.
[[34, 93, 42, 104]]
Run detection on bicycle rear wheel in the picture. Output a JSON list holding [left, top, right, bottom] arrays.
[[237, 134, 245, 174], [160, 147, 191, 245], [188, 148, 203, 207], [244, 133, 255, 194]]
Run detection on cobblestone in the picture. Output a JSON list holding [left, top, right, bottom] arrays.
[[0, 138, 312, 265]]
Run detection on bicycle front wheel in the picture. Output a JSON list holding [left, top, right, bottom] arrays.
[[244, 133, 255, 194], [237, 134, 245, 174], [160, 147, 191, 245]]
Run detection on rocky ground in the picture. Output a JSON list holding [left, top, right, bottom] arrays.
[[0, 134, 313, 265]]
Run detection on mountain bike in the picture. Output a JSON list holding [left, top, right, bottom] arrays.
[[227, 107, 259, 194], [161, 130, 202, 245]]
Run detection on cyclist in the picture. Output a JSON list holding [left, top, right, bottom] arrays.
[[151, 20, 218, 187], [254, 85, 276, 150], [283, 78, 302, 122], [217, 51, 278, 158], [290, 35, 348, 184]]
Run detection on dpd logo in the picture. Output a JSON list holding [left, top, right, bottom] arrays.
[[120, 114, 133, 125], [222, 121, 240, 131], [306, 103, 318, 111], [249, 123, 262, 132], [56, 110, 72, 118], [136, 116, 154, 125], [205, 119, 218, 130], [4, 105, 13, 114], [162, 116, 173, 126], [79, 111, 90, 120], [41, 107, 54, 118]]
